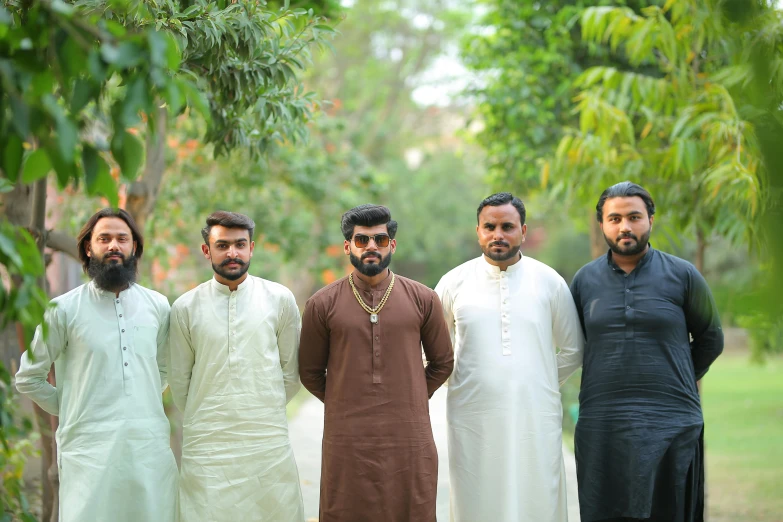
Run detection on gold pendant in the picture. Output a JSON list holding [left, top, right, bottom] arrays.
[[370, 313, 378, 324]]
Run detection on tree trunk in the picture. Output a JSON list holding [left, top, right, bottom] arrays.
[[695, 227, 707, 274], [126, 106, 168, 227], [30, 178, 60, 521], [588, 212, 606, 259]]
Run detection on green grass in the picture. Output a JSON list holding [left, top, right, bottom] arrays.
[[702, 353, 783, 522]]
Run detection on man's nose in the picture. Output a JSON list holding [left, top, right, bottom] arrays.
[[107, 239, 120, 251]]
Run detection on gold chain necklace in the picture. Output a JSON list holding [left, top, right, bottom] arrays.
[[348, 272, 395, 324]]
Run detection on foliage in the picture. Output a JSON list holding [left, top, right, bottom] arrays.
[[0, 0, 198, 204], [552, 0, 775, 251], [461, 0, 656, 190]]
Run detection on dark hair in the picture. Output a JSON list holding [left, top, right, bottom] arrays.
[[340, 204, 398, 240], [476, 192, 526, 225], [76, 208, 144, 273], [201, 211, 256, 244], [596, 182, 656, 222]]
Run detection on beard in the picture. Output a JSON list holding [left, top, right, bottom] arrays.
[[604, 229, 651, 256], [212, 257, 251, 281], [482, 241, 522, 262], [350, 251, 392, 277], [88, 252, 137, 292]]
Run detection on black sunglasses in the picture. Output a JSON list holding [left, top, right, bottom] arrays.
[[352, 234, 391, 248]]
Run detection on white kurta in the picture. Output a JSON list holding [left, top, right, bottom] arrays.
[[15, 281, 178, 522], [169, 276, 304, 522], [435, 255, 584, 522]]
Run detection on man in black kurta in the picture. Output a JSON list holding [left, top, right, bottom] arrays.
[[570, 182, 723, 522]]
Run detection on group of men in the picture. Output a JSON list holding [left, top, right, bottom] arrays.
[[16, 181, 724, 522]]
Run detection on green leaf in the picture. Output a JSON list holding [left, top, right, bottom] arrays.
[[313, 24, 336, 33], [9, 96, 30, 138], [119, 77, 150, 127], [3, 134, 23, 181], [45, 143, 76, 188], [0, 231, 23, 267], [82, 146, 118, 206], [0, 178, 14, 193], [148, 31, 181, 70], [102, 42, 143, 68], [21, 149, 51, 183], [110, 130, 144, 180], [70, 78, 97, 113]]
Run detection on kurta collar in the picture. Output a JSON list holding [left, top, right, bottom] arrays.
[[350, 269, 393, 292], [479, 253, 524, 277], [210, 275, 252, 295], [606, 245, 655, 273], [88, 280, 135, 299]]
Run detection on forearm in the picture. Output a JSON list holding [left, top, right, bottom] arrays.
[[15, 357, 59, 415], [299, 370, 326, 402], [692, 328, 724, 380]]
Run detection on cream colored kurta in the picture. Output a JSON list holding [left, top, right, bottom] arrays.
[[169, 275, 304, 522], [435, 255, 584, 522], [15, 281, 178, 522]]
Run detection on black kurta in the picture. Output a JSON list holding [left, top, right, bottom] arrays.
[[570, 247, 723, 522]]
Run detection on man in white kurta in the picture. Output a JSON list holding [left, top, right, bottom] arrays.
[[435, 193, 583, 522], [169, 211, 304, 521], [15, 209, 177, 522]]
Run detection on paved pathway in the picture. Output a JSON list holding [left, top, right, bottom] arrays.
[[289, 387, 581, 521]]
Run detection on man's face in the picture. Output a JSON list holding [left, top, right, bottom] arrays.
[[86, 217, 136, 265], [202, 226, 254, 281], [600, 196, 654, 256], [344, 224, 397, 277], [86, 217, 138, 291], [476, 204, 526, 263]]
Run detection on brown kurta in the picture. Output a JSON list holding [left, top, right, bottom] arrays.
[[299, 271, 454, 522]]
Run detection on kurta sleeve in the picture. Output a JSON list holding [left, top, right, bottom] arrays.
[[421, 290, 454, 397], [156, 297, 171, 393], [168, 303, 194, 413], [552, 279, 584, 385], [299, 297, 330, 402], [569, 273, 587, 338], [15, 304, 65, 416], [433, 276, 456, 347], [277, 291, 302, 404], [684, 266, 724, 380]]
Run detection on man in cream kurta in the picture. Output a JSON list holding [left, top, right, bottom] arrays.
[[15, 208, 177, 522], [435, 193, 583, 522], [169, 211, 304, 521]]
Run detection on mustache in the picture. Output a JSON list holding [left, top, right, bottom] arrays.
[[102, 252, 126, 261], [617, 233, 638, 241], [220, 258, 246, 266], [361, 253, 381, 261], [489, 241, 509, 248]]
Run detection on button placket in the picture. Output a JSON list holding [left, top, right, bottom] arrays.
[[371, 289, 382, 384], [500, 273, 511, 356], [115, 297, 132, 395], [228, 292, 238, 377]]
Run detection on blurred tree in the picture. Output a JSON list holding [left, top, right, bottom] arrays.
[[552, 1, 775, 270], [0, 0, 332, 518]]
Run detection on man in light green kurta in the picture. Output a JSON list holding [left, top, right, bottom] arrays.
[[169, 211, 304, 522], [15, 208, 177, 522]]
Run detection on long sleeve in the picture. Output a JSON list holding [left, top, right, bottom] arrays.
[[299, 297, 330, 402], [421, 291, 454, 397], [168, 304, 194, 413], [552, 279, 584, 385], [685, 266, 724, 380], [433, 276, 456, 348], [156, 298, 171, 393], [15, 305, 65, 415], [277, 291, 302, 404]]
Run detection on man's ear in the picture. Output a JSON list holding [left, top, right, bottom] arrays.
[[201, 244, 211, 259], [344, 240, 351, 256], [86, 243, 92, 258]]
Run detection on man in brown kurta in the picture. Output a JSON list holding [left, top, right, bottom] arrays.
[[299, 204, 454, 522]]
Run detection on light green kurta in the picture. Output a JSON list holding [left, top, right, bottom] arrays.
[[169, 275, 304, 522], [15, 281, 178, 522]]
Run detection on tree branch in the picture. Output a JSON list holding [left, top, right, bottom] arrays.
[[45, 230, 79, 261]]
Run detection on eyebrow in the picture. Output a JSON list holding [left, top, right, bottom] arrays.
[[607, 211, 644, 217], [213, 239, 248, 245]]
